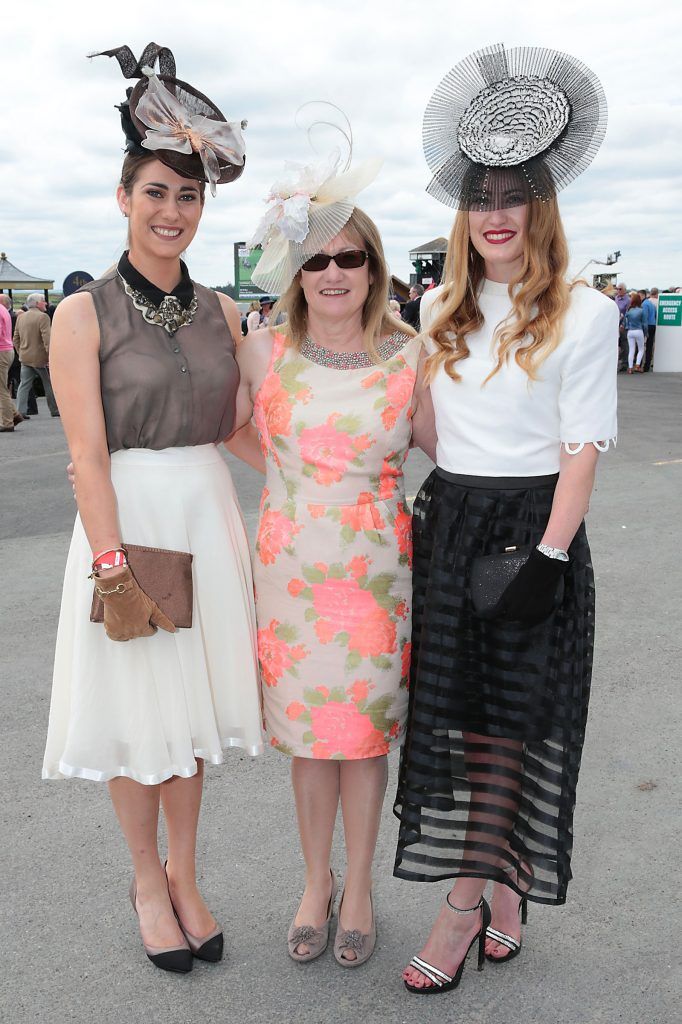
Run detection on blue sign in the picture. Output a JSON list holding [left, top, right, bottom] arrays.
[[62, 271, 94, 296]]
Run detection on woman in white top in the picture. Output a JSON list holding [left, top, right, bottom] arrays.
[[393, 44, 617, 995]]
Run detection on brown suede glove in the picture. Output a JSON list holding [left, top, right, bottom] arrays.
[[93, 566, 177, 641]]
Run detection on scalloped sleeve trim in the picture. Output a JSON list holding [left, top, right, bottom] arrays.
[[562, 438, 617, 455]]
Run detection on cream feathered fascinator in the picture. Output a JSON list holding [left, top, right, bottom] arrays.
[[90, 42, 246, 195], [250, 104, 381, 296]]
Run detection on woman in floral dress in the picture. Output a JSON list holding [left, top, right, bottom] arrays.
[[235, 167, 436, 966]]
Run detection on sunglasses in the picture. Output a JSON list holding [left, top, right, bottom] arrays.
[[301, 249, 369, 273]]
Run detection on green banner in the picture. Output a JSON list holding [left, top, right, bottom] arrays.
[[658, 294, 682, 328], [234, 244, 264, 299]]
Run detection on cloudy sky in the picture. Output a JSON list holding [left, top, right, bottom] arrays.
[[3, 0, 681, 295]]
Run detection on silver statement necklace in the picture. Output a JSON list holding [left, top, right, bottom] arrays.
[[118, 272, 198, 336]]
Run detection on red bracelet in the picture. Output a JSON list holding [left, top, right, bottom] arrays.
[[92, 548, 127, 572], [92, 548, 124, 564]]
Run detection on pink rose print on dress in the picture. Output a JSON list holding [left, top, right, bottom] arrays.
[[311, 577, 377, 631], [346, 608, 396, 659], [339, 493, 386, 533], [369, 356, 417, 432], [378, 454, 400, 500], [346, 556, 370, 580], [401, 639, 412, 687], [298, 413, 373, 486], [314, 618, 338, 644], [360, 369, 384, 390], [393, 501, 413, 568], [257, 619, 308, 687], [286, 701, 306, 720], [256, 508, 302, 565], [254, 334, 311, 461], [258, 372, 292, 440], [289, 562, 401, 671], [319, 494, 390, 548], [311, 702, 387, 759], [381, 364, 416, 430], [348, 679, 371, 703], [285, 680, 399, 759]]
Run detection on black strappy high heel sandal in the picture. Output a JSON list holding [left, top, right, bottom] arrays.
[[404, 896, 491, 995], [485, 862, 531, 965]]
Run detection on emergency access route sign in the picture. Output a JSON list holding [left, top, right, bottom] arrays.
[[658, 294, 682, 327]]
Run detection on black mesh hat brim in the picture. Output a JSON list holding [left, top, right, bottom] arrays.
[[423, 43, 607, 210], [129, 76, 245, 185], [427, 158, 559, 211]]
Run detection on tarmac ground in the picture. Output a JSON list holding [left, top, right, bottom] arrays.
[[1, 372, 680, 1024]]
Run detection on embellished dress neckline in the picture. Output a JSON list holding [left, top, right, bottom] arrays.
[[300, 330, 411, 370]]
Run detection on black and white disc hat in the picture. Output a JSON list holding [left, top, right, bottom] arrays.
[[423, 43, 607, 210]]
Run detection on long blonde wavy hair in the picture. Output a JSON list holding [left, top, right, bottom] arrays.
[[426, 196, 572, 385], [272, 206, 413, 361]]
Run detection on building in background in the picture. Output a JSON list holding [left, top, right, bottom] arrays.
[[409, 237, 447, 289]]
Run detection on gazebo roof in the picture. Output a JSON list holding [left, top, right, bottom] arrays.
[[408, 237, 448, 258], [0, 252, 53, 290]]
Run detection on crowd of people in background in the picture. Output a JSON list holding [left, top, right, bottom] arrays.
[[390, 279, 680, 378], [2, 274, 679, 434], [601, 282, 665, 373], [0, 291, 59, 431]]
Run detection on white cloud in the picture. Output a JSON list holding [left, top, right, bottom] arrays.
[[3, 0, 681, 292]]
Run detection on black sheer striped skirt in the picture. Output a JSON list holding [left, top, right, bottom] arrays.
[[393, 469, 595, 905]]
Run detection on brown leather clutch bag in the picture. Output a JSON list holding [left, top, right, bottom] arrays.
[[90, 544, 194, 629]]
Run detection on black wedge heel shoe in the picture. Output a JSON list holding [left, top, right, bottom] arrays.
[[405, 896, 491, 995], [129, 879, 193, 974]]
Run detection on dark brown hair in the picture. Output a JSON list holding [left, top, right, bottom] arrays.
[[119, 152, 206, 203], [629, 291, 642, 308]]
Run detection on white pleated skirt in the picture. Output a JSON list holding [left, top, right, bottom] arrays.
[[43, 445, 264, 784]]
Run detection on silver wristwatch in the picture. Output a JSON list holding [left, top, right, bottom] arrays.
[[536, 543, 569, 562]]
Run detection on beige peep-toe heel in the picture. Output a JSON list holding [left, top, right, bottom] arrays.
[[333, 890, 377, 967], [287, 870, 338, 963]]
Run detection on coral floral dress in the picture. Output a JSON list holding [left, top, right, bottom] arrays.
[[253, 330, 421, 759]]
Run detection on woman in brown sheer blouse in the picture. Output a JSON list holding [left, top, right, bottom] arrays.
[[42, 47, 263, 975]]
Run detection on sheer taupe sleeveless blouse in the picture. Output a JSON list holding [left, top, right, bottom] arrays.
[[80, 267, 238, 453]]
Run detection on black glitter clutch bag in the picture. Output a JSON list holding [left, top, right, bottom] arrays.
[[470, 546, 564, 620]]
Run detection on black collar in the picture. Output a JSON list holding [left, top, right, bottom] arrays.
[[117, 252, 194, 310]]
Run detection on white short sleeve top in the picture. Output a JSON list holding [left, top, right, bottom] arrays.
[[422, 280, 618, 476]]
